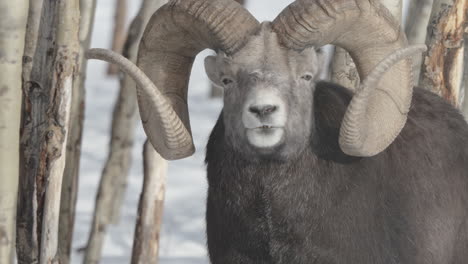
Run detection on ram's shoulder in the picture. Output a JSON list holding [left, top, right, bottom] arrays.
[[401, 88, 468, 147]]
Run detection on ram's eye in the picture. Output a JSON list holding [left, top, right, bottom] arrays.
[[301, 74, 313, 81], [222, 78, 233, 86]]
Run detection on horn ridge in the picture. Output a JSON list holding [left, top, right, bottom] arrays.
[[137, 0, 259, 159], [272, 0, 418, 157]]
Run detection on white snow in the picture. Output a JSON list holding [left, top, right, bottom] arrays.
[[72, 0, 409, 263]]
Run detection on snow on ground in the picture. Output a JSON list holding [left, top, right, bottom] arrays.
[[72, 1, 293, 263]]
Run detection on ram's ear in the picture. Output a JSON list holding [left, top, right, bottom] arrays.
[[205, 55, 222, 87], [205, 54, 236, 88]]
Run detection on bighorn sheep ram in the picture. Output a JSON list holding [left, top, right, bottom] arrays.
[[87, 0, 468, 263]]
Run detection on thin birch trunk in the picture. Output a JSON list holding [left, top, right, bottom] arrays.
[[0, 1, 29, 263], [83, 1, 166, 263], [210, 0, 246, 98], [419, 0, 467, 107], [107, 0, 128, 75], [405, 0, 434, 85], [16, 1, 44, 262], [39, 0, 80, 263], [131, 141, 168, 264], [58, 0, 97, 263], [329, 0, 402, 90], [17, 0, 80, 263]]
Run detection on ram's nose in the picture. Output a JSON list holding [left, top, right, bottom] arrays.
[[248, 104, 278, 118]]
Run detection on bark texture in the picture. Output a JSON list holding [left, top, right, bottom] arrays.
[[16, 1, 44, 262], [58, 0, 97, 263], [131, 141, 168, 264], [107, 0, 128, 75], [329, 0, 402, 91], [83, 1, 166, 263], [17, 0, 80, 263], [419, 0, 467, 107], [0, 1, 29, 263], [405, 0, 434, 85], [39, 0, 80, 263]]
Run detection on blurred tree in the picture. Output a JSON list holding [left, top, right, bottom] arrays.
[[405, 0, 434, 84], [131, 141, 168, 264], [58, 0, 97, 263], [84, 0, 167, 263], [0, 1, 29, 263], [107, 0, 128, 75], [462, 30, 468, 118]]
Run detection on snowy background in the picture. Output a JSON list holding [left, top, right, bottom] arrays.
[[72, 0, 410, 263]]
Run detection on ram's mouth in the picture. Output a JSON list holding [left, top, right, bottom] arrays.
[[249, 125, 281, 130], [257, 125, 274, 129], [246, 126, 285, 149]]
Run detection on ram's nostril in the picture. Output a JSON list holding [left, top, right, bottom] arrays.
[[249, 105, 278, 116], [264, 105, 277, 114]]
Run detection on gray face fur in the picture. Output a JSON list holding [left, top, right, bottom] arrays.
[[205, 23, 323, 160]]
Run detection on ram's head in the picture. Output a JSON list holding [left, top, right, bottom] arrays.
[[88, 0, 426, 160]]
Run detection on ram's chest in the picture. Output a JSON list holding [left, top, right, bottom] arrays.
[[206, 162, 322, 258]]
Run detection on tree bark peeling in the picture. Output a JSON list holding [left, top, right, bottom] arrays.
[[39, 0, 80, 262], [419, 0, 467, 107], [17, 0, 80, 263]]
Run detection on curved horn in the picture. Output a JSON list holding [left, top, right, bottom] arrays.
[[340, 45, 427, 155], [86, 49, 192, 160], [137, 0, 260, 159], [272, 0, 418, 156]]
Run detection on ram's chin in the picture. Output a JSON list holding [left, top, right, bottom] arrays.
[[246, 128, 284, 149]]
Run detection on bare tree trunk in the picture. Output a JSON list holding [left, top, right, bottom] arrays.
[[58, 0, 97, 263], [0, 1, 29, 263], [16, 1, 44, 262], [17, 0, 80, 263], [38, 0, 80, 263], [107, 0, 128, 75], [83, 1, 166, 263], [462, 30, 468, 118], [131, 141, 167, 264], [329, 0, 402, 90], [405, 0, 434, 85], [210, 0, 246, 98], [419, 0, 467, 107]]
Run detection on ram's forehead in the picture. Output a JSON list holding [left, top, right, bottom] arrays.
[[231, 22, 317, 74]]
